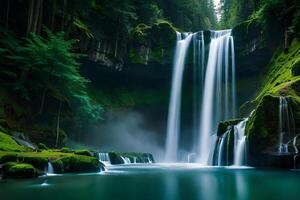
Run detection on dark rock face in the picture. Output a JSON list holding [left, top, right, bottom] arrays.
[[107, 152, 155, 165]]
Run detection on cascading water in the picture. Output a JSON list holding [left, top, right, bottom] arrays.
[[192, 31, 205, 153], [47, 161, 54, 175], [121, 156, 131, 164], [99, 153, 111, 166], [165, 29, 236, 165], [233, 119, 248, 166], [217, 129, 230, 166], [165, 32, 193, 162], [278, 97, 296, 153], [198, 30, 236, 165]]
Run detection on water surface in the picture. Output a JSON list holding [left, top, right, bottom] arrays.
[[1, 164, 300, 200]]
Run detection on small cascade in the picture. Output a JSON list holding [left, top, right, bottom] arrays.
[[121, 156, 131, 164], [233, 119, 248, 166], [217, 129, 230, 166], [165, 32, 193, 162], [99, 153, 111, 166], [278, 97, 296, 154], [47, 161, 54, 175], [198, 30, 236, 165]]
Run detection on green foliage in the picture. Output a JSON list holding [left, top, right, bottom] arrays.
[[0, 131, 31, 152], [0, 28, 102, 137]]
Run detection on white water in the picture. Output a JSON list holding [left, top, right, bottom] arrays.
[[278, 97, 295, 153], [192, 32, 205, 154], [99, 153, 111, 166], [165, 32, 193, 162], [198, 30, 236, 165], [121, 156, 131, 164], [233, 119, 248, 166], [47, 161, 54, 175], [217, 130, 230, 166]]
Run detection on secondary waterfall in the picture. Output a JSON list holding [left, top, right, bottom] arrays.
[[99, 153, 111, 166], [198, 30, 236, 165], [278, 97, 295, 153], [165, 32, 193, 162], [233, 119, 248, 166], [47, 161, 54, 175]]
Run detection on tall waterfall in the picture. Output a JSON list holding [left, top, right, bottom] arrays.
[[198, 30, 236, 165], [165, 32, 193, 162], [192, 31, 205, 153], [233, 119, 248, 166], [165, 30, 236, 164], [278, 97, 295, 153]]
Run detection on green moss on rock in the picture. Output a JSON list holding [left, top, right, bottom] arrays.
[[3, 162, 36, 178], [217, 119, 243, 136], [0, 131, 31, 152], [54, 155, 100, 173], [74, 150, 93, 157]]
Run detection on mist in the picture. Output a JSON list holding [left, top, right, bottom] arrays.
[[84, 110, 166, 162]]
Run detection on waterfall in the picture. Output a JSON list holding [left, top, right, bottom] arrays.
[[198, 30, 236, 165], [99, 153, 111, 166], [47, 161, 54, 175], [165, 32, 193, 162], [217, 130, 230, 166], [233, 119, 248, 166], [278, 97, 296, 153], [192, 31, 205, 153], [121, 156, 131, 164]]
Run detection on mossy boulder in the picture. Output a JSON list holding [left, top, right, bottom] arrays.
[[0, 153, 48, 170], [3, 162, 36, 178], [53, 155, 100, 173], [217, 119, 243, 137], [246, 95, 279, 154], [74, 150, 93, 157]]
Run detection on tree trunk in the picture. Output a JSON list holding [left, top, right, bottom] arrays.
[[114, 35, 119, 58], [32, 0, 41, 34], [5, 0, 10, 28], [61, 0, 67, 31], [55, 101, 62, 148], [37, 0, 44, 35], [65, 15, 74, 39], [38, 88, 47, 115], [51, 0, 57, 31], [27, 0, 34, 34]]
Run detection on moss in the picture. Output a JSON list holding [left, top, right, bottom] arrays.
[[255, 40, 300, 102], [55, 155, 100, 173], [0, 150, 100, 173], [37, 143, 48, 151], [129, 19, 176, 65], [217, 119, 243, 136], [0, 131, 31, 152], [60, 147, 73, 153], [3, 162, 36, 178], [246, 95, 280, 155], [74, 150, 93, 157]]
